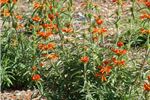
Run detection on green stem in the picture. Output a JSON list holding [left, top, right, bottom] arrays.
[[84, 63, 87, 82]]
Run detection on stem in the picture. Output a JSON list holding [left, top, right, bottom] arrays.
[[115, 4, 122, 43], [84, 63, 87, 82]]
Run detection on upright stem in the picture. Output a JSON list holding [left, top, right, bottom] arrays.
[[115, 4, 122, 43], [84, 63, 87, 82]]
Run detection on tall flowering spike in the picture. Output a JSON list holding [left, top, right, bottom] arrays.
[[80, 56, 89, 63], [32, 74, 41, 81]]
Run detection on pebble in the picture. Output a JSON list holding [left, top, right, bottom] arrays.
[[0, 90, 45, 100]]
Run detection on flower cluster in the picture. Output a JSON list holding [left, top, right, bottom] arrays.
[[80, 56, 89, 63], [91, 16, 107, 42], [144, 75, 150, 91], [95, 65, 112, 82]]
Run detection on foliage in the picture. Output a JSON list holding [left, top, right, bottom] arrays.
[[1, 0, 150, 99]]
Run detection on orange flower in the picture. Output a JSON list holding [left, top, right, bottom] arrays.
[[37, 31, 45, 37], [140, 13, 150, 19], [37, 31, 53, 39], [16, 15, 23, 20], [95, 73, 101, 77], [48, 14, 55, 21], [49, 5, 53, 10], [32, 74, 41, 81], [2, 9, 10, 17], [140, 28, 146, 33], [120, 49, 127, 55], [112, 0, 117, 2], [62, 27, 73, 33], [92, 28, 99, 33], [113, 59, 125, 65], [46, 43, 55, 50], [16, 24, 24, 30], [0, 0, 8, 4], [101, 75, 107, 82], [38, 43, 45, 50], [80, 56, 89, 63], [101, 28, 107, 33], [13, 0, 17, 3], [144, 82, 150, 91], [117, 41, 124, 47], [38, 43, 55, 50], [92, 28, 107, 35], [119, 60, 125, 65], [140, 28, 150, 34], [95, 72, 107, 82], [112, 49, 127, 55], [32, 16, 41, 22], [145, 1, 150, 8], [100, 66, 112, 74], [34, 2, 41, 9], [96, 18, 103, 25], [32, 66, 37, 71], [97, 66, 102, 69], [102, 60, 110, 65], [47, 53, 59, 60], [46, 31, 53, 37], [42, 23, 54, 29]]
